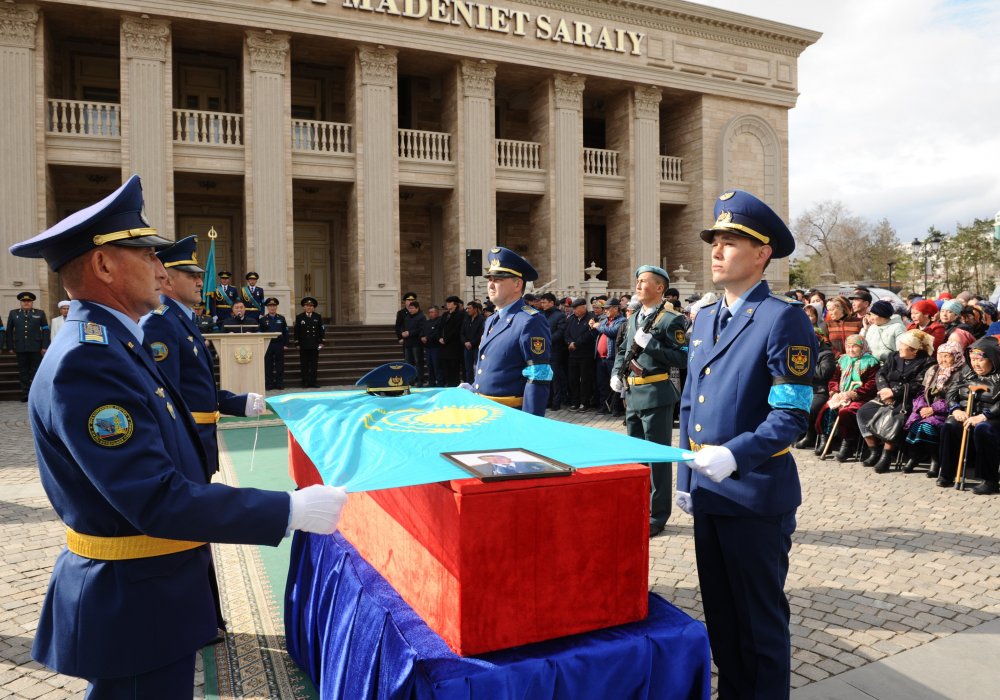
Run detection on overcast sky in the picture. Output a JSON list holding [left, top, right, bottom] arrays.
[[698, 0, 1000, 242]]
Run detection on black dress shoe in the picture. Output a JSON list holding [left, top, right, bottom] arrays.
[[902, 457, 920, 473], [972, 480, 999, 495], [926, 457, 940, 478], [794, 432, 816, 450], [814, 436, 828, 456]]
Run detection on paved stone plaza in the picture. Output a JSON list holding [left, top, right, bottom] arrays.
[[1, 398, 998, 698]]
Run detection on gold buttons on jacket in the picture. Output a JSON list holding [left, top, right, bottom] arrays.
[[698, 395, 705, 403], [704, 367, 711, 375], [695, 424, 702, 432]]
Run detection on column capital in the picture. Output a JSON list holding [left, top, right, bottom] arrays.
[[122, 16, 170, 61], [460, 59, 496, 99], [358, 46, 398, 87], [634, 86, 662, 120], [0, 3, 38, 49], [246, 30, 290, 75], [553, 73, 585, 111]]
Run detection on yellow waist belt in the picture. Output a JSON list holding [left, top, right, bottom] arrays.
[[66, 527, 206, 561], [191, 410, 221, 424], [628, 372, 669, 386], [481, 394, 524, 408], [689, 439, 791, 458]]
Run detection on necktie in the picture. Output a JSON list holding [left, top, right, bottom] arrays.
[[718, 306, 732, 333]]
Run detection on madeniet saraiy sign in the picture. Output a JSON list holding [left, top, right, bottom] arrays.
[[325, 0, 645, 56]]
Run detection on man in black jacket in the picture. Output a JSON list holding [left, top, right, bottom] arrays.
[[540, 292, 567, 410], [563, 298, 596, 411], [461, 301, 485, 383], [440, 296, 465, 386], [401, 300, 426, 386]]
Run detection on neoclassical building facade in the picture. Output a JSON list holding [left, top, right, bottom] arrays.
[[0, 0, 820, 324]]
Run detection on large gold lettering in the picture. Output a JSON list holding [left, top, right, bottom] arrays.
[[535, 13, 552, 39], [489, 5, 511, 33], [509, 9, 529, 36], [375, 0, 402, 15], [625, 30, 644, 56], [614, 28, 627, 53], [342, 0, 374, 10], [476, 2, 490, 29], [551, 18, 572, 44], [428, 0, 451, 23], [451, 0, 474, 27], [593, 26, 613, 51], [573, 21, 593, 47], [402, 0, 428, 18]]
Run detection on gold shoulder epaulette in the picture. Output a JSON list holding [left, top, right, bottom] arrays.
[[151, 304, 168, 315], [521, 305, 538, 315]]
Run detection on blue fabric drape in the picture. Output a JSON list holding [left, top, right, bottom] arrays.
[[285, 532, 711, 700]]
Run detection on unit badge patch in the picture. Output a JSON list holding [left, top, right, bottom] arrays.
[[89, 405, 134, 447], [530, 337, 546, 355], [149, 341, 169, 362], [675, 330, 686, 344], [787, 345, 811, 377]]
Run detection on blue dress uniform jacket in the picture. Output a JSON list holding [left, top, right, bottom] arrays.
[[5, 307, 50, 352], [29, 302, 289, 679], [140, 296, 247, 473], [473, 302, 551, 416], [241, 285, 265, 320], [259, 312, 289, 346], [210, 284, 240, 321], [678, 282, 816, 516]]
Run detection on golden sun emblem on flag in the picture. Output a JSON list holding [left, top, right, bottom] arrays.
[[363, 404, 504, 434]]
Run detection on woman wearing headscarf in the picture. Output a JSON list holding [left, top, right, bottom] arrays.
[[938, 299, 971, 337], [935, 336, 1000, 494], [903, 341, 964, 477], [857, 330, 935, 473], [815, 334, 879, 461], [861, 299, 906, 363], [794, 326, 836, 450], [825, 295, 862, 358], [907, 299, 946, 351]]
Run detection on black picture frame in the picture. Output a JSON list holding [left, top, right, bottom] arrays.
[[442, 448, 575, 482]]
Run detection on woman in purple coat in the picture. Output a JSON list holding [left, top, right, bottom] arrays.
[[902, 341, 963, 476]]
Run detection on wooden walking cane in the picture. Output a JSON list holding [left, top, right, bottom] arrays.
[[955, 384, 988, 491], [820, 413, 840, 460]]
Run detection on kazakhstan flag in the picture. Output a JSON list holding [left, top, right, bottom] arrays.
[[268, 388, 694, 492]]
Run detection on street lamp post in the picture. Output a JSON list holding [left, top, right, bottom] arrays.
[[887, 260, 896, 292], [911, 233, 942, 296]]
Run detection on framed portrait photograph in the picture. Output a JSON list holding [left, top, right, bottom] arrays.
[[442, 449, 575, 482]]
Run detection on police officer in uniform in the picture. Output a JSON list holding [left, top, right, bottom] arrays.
[[259, 297, 289, 389], [295, 296, 325, 388], [9, 174, 346, 698], [5, 291, 50, 401], [209, 271, 239, 323], [677, 190, 817, 699], [469, 247, 551, 417], [241, 271, 265, 322], [611, 266, 688, 537]]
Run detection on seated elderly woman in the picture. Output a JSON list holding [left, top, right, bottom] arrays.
[[903, 341, 965, 477], [825, 295, 862, 358], [936, 336, 1000, 494], [794, 327, 836, 450], [856, 330, 936, 473], [815, 334, 879, 461]]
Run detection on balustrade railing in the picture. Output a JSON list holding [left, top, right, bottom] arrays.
[[584, 148, 618, 176], [398, 129, 451, 162], [659, 155, 683, 182], [496, 138, 541, 169], [292, 119, 352, 154], [48, 99, 119, 137], [173, 109, 242, 145]]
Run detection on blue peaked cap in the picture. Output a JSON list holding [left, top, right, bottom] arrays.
[[485, 246, 539, 282], [9, 175, 173, 271], [700, 189, 795, 259], [157, 235, 204, 273], [356, 363, 418, 395]]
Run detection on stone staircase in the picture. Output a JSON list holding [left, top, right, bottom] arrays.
[[0, 325, 403, 401]]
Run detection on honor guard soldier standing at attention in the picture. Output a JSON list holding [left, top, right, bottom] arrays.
[[295, 296, 325, 388], [241, 271, 265, 322], [5, 291, 51, 401], [209, 270, 239, 323], [611, 265, 688, 537], [259, 297, 289, 389], [9, 174, 346, 698], [467, 246, 552, 416], [677, 190, 817, 699]]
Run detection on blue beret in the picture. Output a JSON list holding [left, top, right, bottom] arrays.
[[485, 246, 538, 282], [700, 189, 795, 259], [355, 362, 418, 395], [9, 175, 173, 271], [157, 235, 204, 273], [635, 265, 670, 285]]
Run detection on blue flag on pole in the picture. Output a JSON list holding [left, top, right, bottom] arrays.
[[202, 232, 218, 308], [267, 388, 694, 492]]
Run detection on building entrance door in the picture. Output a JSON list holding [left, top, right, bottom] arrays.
[[294, 222, 334, 322]]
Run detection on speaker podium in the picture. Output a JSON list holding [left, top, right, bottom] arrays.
[[203, 332, 280, 396]]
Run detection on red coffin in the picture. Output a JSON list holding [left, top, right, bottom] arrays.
[[288, 432, 650, 655]]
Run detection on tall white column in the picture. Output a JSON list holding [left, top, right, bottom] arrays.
[[551, 74, 585, 290], [0, 3, 41, 309], [459, 59, 496, 254], [355, 46, 399, 325], [120, 16, 172, 237], [244, 30, 293, 309], [632, 86, 662, 268]]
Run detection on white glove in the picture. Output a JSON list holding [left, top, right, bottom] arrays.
[[288, 485, 348, 535], [634, 327, 652, 348], [458, 382, 474, 391], [245, 393, 266, 417], [610, 375, 624, 393], [675, 491, 693, 515], [691, 445, 737, 483]]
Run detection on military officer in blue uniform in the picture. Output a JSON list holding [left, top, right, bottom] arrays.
[[241, 271, 265, 322], [676, 190, 817, 699], [469, 247, 551, 416], [610, 265, 688, 537], [9, 174, 346, 698], [259, 297, 289, 389], [5, 291, 51, 401], [209, 270, 239, 323], [141, 234, 265, 475]]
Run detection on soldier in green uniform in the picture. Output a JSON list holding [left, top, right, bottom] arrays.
[[5, 292, 51, 401], [611, 265, 688, 537]]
